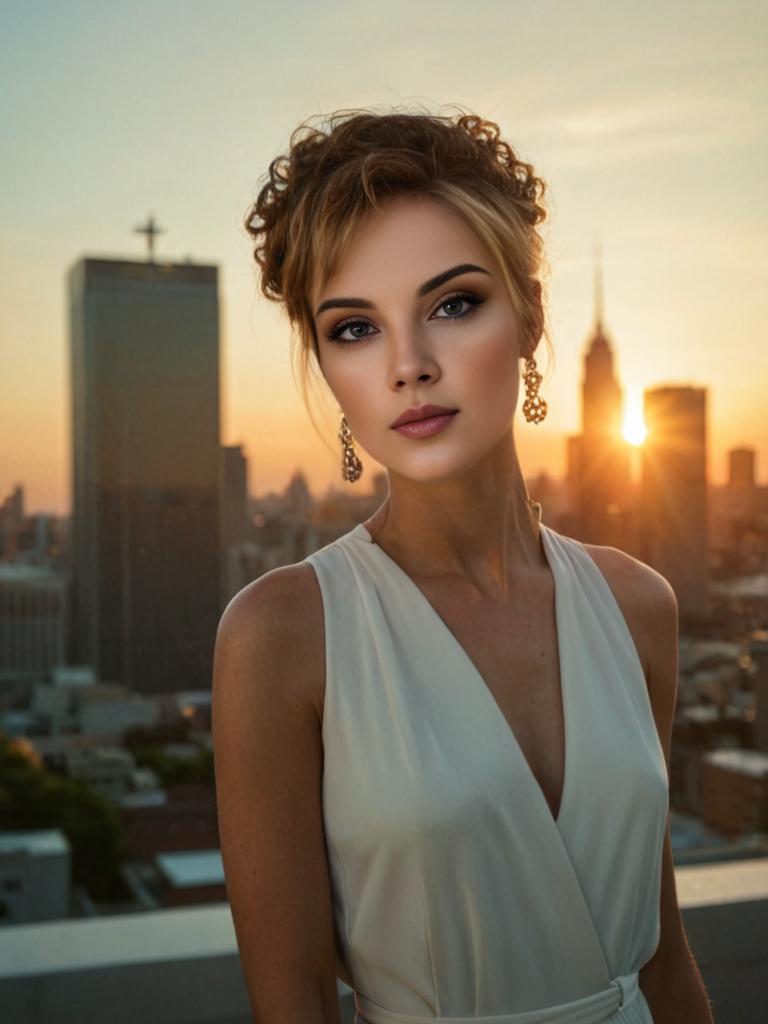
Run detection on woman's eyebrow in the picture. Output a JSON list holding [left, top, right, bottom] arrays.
[[313, 262, 491, 317]]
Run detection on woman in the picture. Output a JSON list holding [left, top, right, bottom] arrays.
[[212, 107, 713, 1024]]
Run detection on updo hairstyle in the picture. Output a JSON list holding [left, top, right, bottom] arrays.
[[243, 104, 552, 448]]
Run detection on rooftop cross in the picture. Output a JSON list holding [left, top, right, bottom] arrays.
[[134, 213, 165, 262]]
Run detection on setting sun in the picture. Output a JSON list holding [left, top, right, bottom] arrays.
[[622, 387, 648, 446]]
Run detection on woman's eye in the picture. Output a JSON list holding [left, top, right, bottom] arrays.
[[326, 319, 376, 344], [325, 290, 483, 345], [432, 291, 483, 319]]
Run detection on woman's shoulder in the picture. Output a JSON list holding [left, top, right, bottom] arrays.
[[580, 539, 678, 683], [217, 561, 326, 724]]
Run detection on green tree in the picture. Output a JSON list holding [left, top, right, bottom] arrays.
[[132, 745, 214, 785], [0, 731, 127, 900]]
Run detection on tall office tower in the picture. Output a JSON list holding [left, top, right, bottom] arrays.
[[641, 386, 709, 622], [0, 484, 24, 559], [576, 244, 632, 545], [729, 447, 756, 488], [221, 444, 249, 550], [68, 245, 222, 695], [727, 446, 758, 522], [221, 444, 250, 606]]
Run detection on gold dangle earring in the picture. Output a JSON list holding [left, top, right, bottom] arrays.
[[522, 355, 548, 424], [339, 414, 363, 483]]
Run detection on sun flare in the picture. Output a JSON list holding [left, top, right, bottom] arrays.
[[622, 388, 647, 446]]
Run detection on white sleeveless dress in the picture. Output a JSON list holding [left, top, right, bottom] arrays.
[[304, 513, 669, 1024]]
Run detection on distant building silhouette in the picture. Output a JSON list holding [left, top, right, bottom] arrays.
[[640, 385, 709, 622], [571, 242, 632, 546], [222, 444, 264, 604], [726, 446, 758, 523], [0, 563, 67, 702], [729, 447, 756, 489], [221, 444, 248, 549], [0, 484, 24, 560], [285, 469, 313, 519], [67, 256, 222, 694]]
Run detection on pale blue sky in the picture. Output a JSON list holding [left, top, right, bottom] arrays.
[[2, 0, 766, 513]]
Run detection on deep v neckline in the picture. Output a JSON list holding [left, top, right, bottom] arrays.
[[350, 517, 572, 831]]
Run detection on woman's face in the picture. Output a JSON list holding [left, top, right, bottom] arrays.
[[312, 194, 534, 483]]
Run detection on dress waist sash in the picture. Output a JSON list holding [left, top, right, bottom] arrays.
[[354, 971, 640, 1024]]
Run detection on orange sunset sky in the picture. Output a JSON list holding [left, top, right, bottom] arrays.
[[2, 2, 766, 516]]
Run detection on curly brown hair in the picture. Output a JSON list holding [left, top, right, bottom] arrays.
[[243, 103, 552, 450]]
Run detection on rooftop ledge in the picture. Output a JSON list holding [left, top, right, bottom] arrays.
[[1, 858, 766, 1024]]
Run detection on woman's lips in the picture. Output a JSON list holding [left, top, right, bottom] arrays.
[[392, 411, 459, 438]]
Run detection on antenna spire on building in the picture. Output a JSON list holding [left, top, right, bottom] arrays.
[[134, 213, 165, 262], [593, 236, 604, 333]]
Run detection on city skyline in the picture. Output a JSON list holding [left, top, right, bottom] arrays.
[[2, 1, 766, 514], [0, 9, 766, 1010], [5, 234, 764, 517]]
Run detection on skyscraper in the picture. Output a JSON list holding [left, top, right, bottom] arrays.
[[640, 385, 709, 622], [575, 243, 631, 545], [729, 447, 756, 489], [68, 254, 222, 694], [726, 446, 758, 525]]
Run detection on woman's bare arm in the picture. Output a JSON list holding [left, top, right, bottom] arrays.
[[212, 564, 342, 1023], [635, 568, 714, 1023], [586, 544, 714, 1022]]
